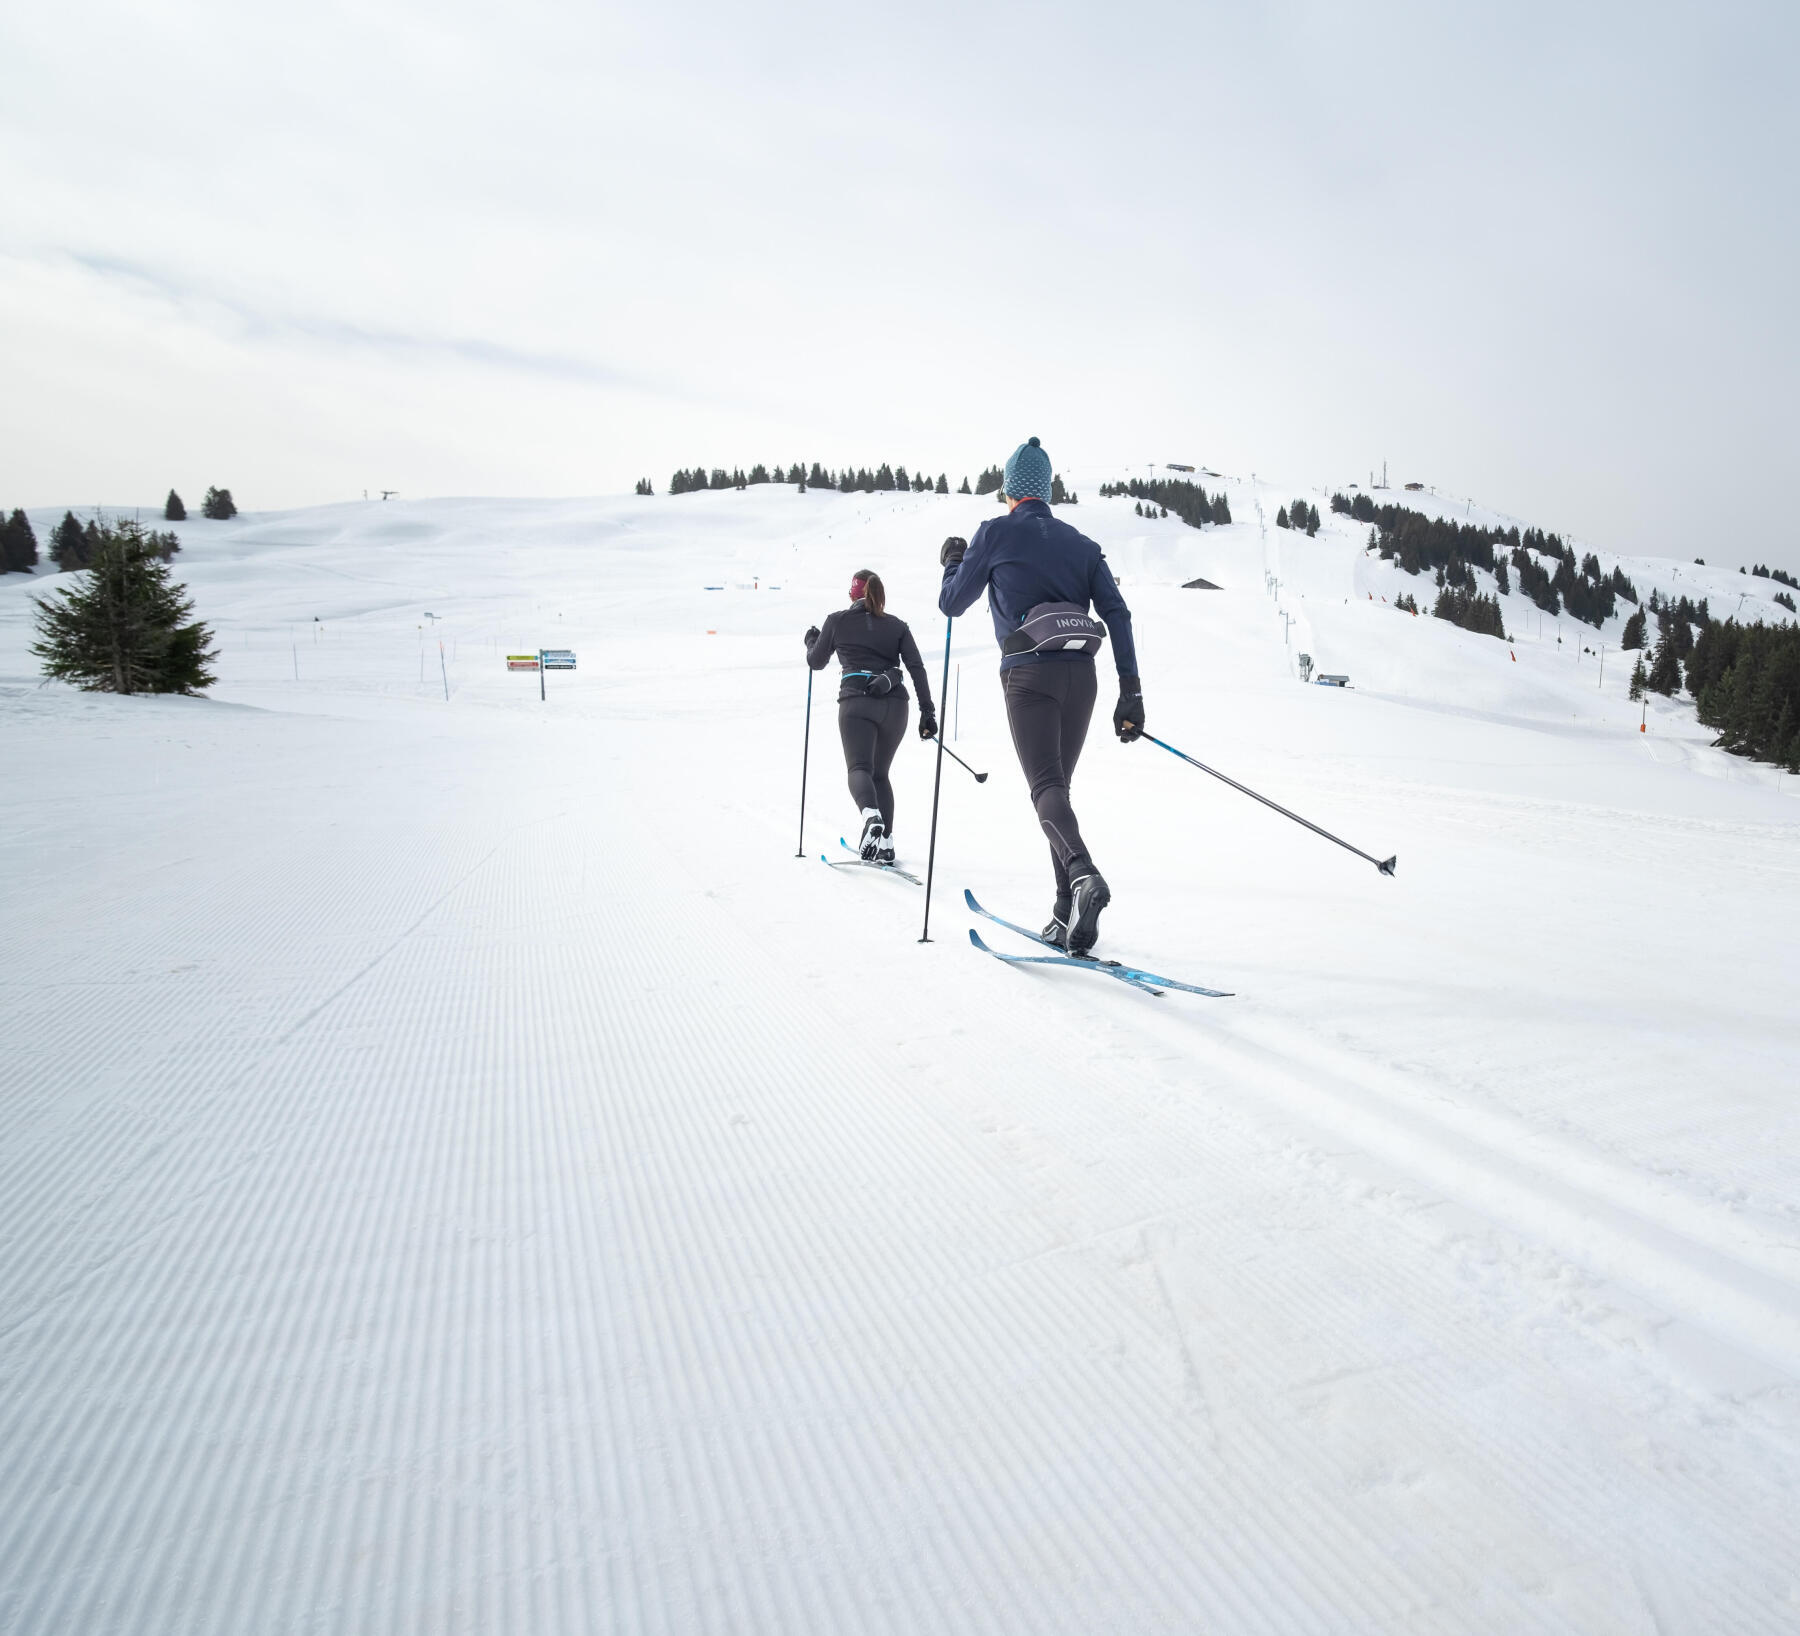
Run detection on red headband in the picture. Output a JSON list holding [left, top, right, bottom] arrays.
[[849, 577, 868, 601]]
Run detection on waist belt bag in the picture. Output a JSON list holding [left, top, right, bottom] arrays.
[[842, 669, 896, 697], [1001, 601, 1107, 657]]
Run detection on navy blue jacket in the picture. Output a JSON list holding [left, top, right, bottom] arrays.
[[938, 499, 1138, 678]]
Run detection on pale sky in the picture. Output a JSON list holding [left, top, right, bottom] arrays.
[[4, 0, 1796, 571]]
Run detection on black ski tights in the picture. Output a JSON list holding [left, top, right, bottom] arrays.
[[1003, 660, 1098, 900], [838, 694, 908, 831]]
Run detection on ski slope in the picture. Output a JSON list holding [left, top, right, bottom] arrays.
[[3, 477, 1798, 1633]]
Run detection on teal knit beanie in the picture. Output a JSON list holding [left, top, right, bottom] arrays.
[[1002, 437, 1053, 502]]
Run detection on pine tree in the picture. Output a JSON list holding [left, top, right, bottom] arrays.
[[958, 477, 971, 494], [1276, 505, 1290, 529], [201, 486, 237, 520], [2, 509, 38, 572], [635, 477, 654, 495], [748, 464, 769, 485], [875, 463, 895, 491], [893, 465, 909, 490], [30, 519, 217, 694], [1494, 556, 1510, 595], [49, 511, 91, 570], [1647, 635, 1682, 696], [1620, 608, 1646, 650], [937, 475, 949, 494], [1305, 504, 1319, 537], [164, 489, 186, 521], [1629, 656, 1647, 700]]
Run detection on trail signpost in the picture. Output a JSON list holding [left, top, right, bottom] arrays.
[[507, 648, 575, 701]]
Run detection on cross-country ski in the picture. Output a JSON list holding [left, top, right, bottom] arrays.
[[962, 887, 1232, 997], [821, 838, 922, 885]]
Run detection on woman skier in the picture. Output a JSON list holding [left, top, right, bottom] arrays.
[[938, 437, 1142, 953], [805, 569, 938, 862]]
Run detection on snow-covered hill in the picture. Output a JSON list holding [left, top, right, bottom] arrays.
[[3, 479, 1798, 1632]]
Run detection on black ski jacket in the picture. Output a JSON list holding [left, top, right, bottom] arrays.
[[939, 498, 1138, 678], [807, 600, 935, 708]]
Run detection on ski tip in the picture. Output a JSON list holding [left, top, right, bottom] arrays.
[[968, 927, 990, 950], [1377, 855, 1398, 877], [962, 887, 982, 911]]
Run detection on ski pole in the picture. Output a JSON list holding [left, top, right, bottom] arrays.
[[795, 666, 814, 858], [919, 615, 954, 941], [936, 741, 987, 783], [1141, 732, 1396, 876]]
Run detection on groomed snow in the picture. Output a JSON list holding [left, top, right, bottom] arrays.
[[3, 477, 1798, 1633]]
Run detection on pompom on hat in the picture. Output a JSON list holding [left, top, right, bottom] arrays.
[[1002, 436, 1053, 502]]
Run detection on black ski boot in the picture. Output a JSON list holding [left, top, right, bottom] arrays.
[[1066, 872, 1110, 955], [858, 808, 886, 861], [1041, 899, 1070, 949]]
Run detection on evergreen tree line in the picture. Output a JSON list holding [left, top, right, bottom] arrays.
[[667, 463, 953, 496], [1134, 501, 1168, 519], [1685, 620, 1800, 769], [37, 511, 181, 572], [1432, 585, 1508, 640], [1394, 592, 1419, 613], [1097, 478, 1232, 527], [1338, 492, 1639, 629], [31, 518, 216, 694], [1276, 500, 1320, 535], [658, 463, 1080, 503], [1776, 591, 1797, 613], [1748, 563, 1798, 589]]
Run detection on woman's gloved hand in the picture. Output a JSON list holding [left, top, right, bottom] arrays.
[[918, 709, 938, 740], [1113, 679, 1145, 743], [804, 625, 820, 647]]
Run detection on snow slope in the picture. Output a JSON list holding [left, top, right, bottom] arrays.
[[3, 480, 1798, 1633]]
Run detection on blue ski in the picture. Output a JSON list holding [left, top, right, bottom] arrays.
[[963, 890, 1232, 998], [822, 839, 922, 886]]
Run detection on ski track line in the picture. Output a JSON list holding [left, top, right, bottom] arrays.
[[4, 787, 1410, 1633], [1163, 1002, 1800, 1380], [738, 825, 1800, 1625]]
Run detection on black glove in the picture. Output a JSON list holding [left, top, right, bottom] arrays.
[[939, 536, 967, 568], [918, 709, 938, 740], [1114, 678, 1144, 743], [803, 625, 820, 647]]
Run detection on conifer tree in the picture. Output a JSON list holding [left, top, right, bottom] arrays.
[[1629, 656, 1647, 700], [2, 509, 38, 572], [748, 464, 769, 485], [31, 519, 217, 694], [958, 477, 971, 494], [164, 489, 186, 521], [894, 465, 909, 490], [937, 475, 949, 494], [875, 464, 895, 491], [1647, 634, 1682, 695], [1494, 556, 1510, 595], [49, 511, 91, 570], [200, 486, 237, 520], [1276, 505, 1290, 529], [1620, 608, 1646, 650]]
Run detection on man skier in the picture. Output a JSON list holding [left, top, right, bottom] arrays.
[[938, 436, 1142, 953]]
